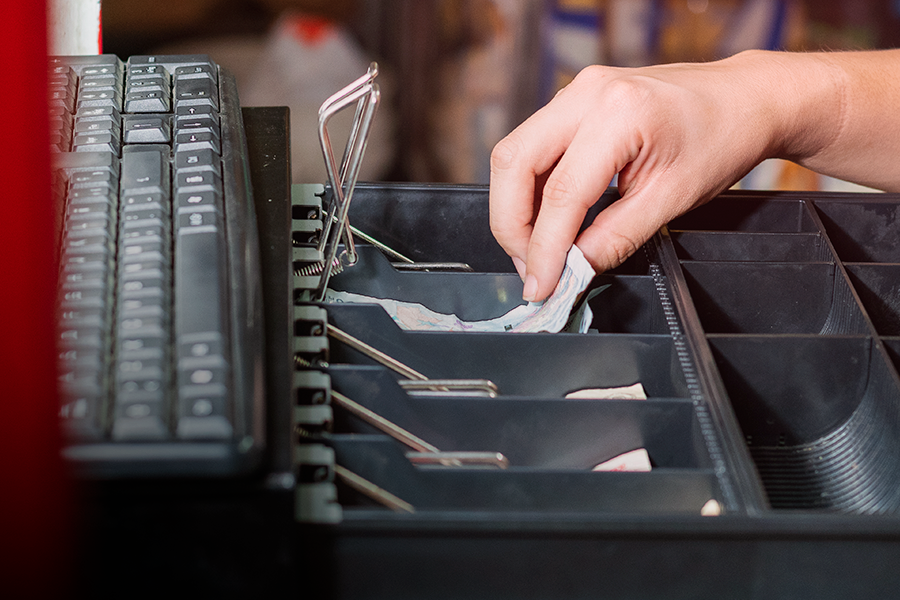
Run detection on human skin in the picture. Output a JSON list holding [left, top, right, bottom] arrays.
[[489, 49, 900, 302]]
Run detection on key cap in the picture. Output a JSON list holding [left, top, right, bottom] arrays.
[[174, 222, 230, 437], [124, 90, 170, 113], [122, 115, 171, 144], [120, 146, 169, 195], [173, 78, 218, 111]]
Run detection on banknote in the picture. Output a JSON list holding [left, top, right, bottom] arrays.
[[592, 448, 652, 472], [564, 383, 647, 400], [325, 245, 598, 333]]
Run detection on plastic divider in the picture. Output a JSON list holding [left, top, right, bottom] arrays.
[[680, 261, 868, 334]]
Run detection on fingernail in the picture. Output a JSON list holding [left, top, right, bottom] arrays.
[[522, 274, 538, 302], [511, 256, 526, 280]]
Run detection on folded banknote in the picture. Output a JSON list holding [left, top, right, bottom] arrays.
[[325, 245, 599, 333]]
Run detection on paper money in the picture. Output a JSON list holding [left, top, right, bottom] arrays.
[[701, 499, 722, 516], [325, 245, 597, 333], [592, 448, 652, 472], [565, 383, 647, 400]]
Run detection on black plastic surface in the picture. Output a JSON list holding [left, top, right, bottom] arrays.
[[668, 192, 900, 513]]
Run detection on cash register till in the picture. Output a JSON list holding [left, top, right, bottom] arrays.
[[24, 44, 900, 598]]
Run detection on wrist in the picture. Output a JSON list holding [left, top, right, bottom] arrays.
[[731, 50, 847, 166]]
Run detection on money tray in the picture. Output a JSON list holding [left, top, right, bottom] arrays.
[[291, 183, 900, 599]]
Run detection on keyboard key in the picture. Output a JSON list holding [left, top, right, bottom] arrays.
[[122, 115, 171, 144], [120, 147, 169, 195], [125, 90, 170, 113], [173, 78, 219, 111]]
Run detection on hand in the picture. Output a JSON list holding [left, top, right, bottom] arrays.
[[489, 51, 846, 302]]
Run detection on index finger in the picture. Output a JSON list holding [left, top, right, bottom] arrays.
[[524, 120, 624, 301], [488, 96, 580, 267]]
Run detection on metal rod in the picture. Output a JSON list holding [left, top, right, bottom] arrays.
[[348, 225, 414, 263], [331, 390, 439, 454], [326, 323, 428, 381], [333, 464, 415, 513], [391, 262, 474, 272]]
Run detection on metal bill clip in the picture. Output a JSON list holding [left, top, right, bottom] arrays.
[[327, 323, 499, 397], [331, 390, 508, 470], [314, 63, 381, 300]]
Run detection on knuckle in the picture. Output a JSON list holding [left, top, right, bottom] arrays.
[[572, 64, 612, 87], [602, 229, 642, 268], [489, 205, 528, 250], [488, 208, 512, 238], [604, 77, 650, 107], [542, 171, 579, 209], [490, 133, 524, 172]]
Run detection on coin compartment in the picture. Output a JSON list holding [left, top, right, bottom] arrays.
[[815, 200, 900, 263], [671, 231, 831, 262], [706, 334, 900, 512], [845, 264, 900, 335], [327, 366, 704, 469], [679, 261, 868, 335], [668, 195, 818, 232]]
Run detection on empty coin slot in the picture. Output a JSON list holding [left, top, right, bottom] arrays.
[[681, 262, 868, 334], [671, 231, 831, 262], [815, 200, 900, 263], [669, 196, 817, 233], [845, 264, 900, 335], [708, 335, 900, 513]]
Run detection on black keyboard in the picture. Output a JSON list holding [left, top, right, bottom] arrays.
[[49, 54, 265, 477]]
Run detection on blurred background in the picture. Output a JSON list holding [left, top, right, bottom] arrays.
[[96, 0, 900, 191]]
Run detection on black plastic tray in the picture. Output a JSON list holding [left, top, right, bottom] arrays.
[[291, 184, 900, 599]]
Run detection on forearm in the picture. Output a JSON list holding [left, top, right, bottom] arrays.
[[756, 49, 900, 191]]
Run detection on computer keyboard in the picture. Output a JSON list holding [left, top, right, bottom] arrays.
[[49, 54, 265, 477]]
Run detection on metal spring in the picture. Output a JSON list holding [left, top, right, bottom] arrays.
[[293, 257, 344, 278], [294, 354, 329, 369]]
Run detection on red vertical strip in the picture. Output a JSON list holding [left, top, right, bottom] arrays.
[[0, 1, 70, 597]]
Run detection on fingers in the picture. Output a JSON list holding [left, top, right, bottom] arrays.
[[489, 95, 581, 268], [524, 123, 624, 301], [576, 180, 686, 273]]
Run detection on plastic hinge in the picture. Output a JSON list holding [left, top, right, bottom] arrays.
[[295, 405, 334, 434], [293, 444, 342, 523], [296, 483, 342, 524], [293, 370, 332, 405], [293, 305, 329, 366]]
